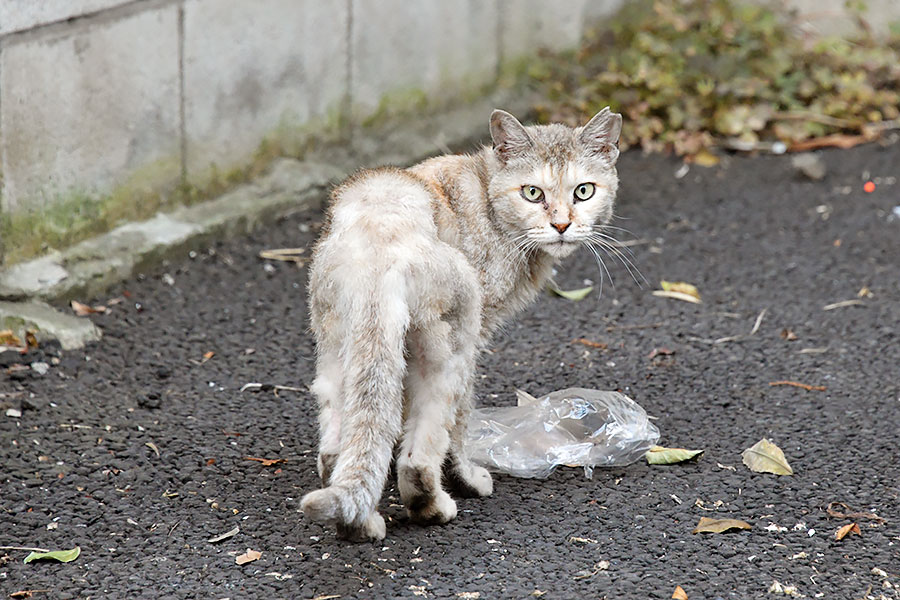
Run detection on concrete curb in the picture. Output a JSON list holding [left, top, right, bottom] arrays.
[[0, 91, 534, 349]]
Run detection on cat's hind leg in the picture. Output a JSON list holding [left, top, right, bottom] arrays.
[[398, 319, 473, 524], [301, 269, 409, 542], [310, 348, 342, 486]]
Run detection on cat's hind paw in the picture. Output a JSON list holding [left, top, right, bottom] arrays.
[[300, 487, 341, 523], [336, 511, 386, 542], [408, 489, 458, 525]]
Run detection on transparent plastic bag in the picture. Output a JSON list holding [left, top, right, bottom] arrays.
[[465, 388, 660, 479]]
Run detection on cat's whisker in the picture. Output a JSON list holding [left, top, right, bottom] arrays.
[[589, 230, 640, 261], [589, 235, 648, 287], [583, 241, 612, 296], [593, 223, 640, 241], [498, 233, 532, 265]]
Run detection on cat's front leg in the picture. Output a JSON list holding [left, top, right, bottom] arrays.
[[444, 403, 493, 498]]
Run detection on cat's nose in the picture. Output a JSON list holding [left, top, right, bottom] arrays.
[[552, 222, 571, 234]]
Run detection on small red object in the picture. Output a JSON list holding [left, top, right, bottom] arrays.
[[864, 181, 876, 193]]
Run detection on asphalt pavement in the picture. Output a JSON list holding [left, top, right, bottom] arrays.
[[2, 140, 899, 599]]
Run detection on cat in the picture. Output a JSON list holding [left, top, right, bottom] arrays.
[[300, 107, 623, 541]]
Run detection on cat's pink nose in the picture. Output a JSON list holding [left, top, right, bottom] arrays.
[[552, 222, 571, 234]]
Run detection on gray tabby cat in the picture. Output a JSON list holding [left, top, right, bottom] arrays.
[[301, 108, 623, 541]]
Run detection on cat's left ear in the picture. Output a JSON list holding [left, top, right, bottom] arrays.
[[490, 109, 533, 164], [578, 107, 623, 165]]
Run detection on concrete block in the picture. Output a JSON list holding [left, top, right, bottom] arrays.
[[350, 0, 500, 119], [183, 0, 348, 179], [0, 0, 132, 36], [0, 300, 101, 350], [500, 0, 600, 59], [0, 7, 181, 214]]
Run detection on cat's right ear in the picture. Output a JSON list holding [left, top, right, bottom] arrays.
[[578, 107, 623, 165], [490, 109, 533, 164]]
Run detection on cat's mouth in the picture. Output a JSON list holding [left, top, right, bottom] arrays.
[[540, 239, 578, 257]]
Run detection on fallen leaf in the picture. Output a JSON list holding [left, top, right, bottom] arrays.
[[244, 457, 286, 467], [24, 330, 39, 350], [70, 301, 107, 316], [646, 446, 704, 465], [857, 286, 872, 298], [789, 133, 870, 152], [23, 547, 80, 564], [691, 149, 720, 167], [647, 347, 675, 360], [235, 548, 261, 565], [203, 351, 215, 361], [548, 284, 593, 301], [0, 330, 24, 347], [769, 380, 825, 392], [825, 502, 887, 524], [9, 591, 51, 599], [672, 585, 689, 600], [779, 328, 798, 341], [572, 338, 607, 349], [259, 248, 306, 263], [660, 281, 701, 301], [823, 299, 865, 310], [207, 525, 240, 543], [835, 522, 861, 540], [742, 438, 793, 475], [651, 290, 702, 304], [692, 517, 752, 534]]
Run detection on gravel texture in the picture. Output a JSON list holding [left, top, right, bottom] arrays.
[[2, 141, 899, 599]]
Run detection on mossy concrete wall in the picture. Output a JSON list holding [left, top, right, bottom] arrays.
[[0, 0, 625, 267]]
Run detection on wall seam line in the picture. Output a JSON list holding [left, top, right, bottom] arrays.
[[177, 2, 187, 182]]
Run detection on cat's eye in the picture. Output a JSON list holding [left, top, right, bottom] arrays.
[[574, 183, 595, 201], [520, 185, 544, 203]]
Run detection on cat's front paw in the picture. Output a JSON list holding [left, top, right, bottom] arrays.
[[464, 465, 493, 497], [445, 460, 494, 498]]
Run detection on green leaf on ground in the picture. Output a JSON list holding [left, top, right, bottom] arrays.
[[23, 547, 81, 564], [646, 446, 704, 464], [742, 438, 793, 475], [548, 284, 593, 301]]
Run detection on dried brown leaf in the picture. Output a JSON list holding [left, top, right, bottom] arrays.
[[672, 585, 689, 600], [71, 301, 107, 316], [244, 457, 285, 467], [692, 517, 752, 534], [572, 338, 608, 349], [779, 328, 798, 341], [0, 330, 23, 347], [835, 522, 861, 540], [235, 548, 261, 565]]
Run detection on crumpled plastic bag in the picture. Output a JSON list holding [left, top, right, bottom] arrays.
[[465, 387, 660, 479]]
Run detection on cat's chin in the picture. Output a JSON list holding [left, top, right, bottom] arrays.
[[539, 240, 578, 258]]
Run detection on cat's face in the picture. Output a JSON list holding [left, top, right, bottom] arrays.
[[487, 108, 622, 258]]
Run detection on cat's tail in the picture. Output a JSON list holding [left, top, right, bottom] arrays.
[[301, 267, 409, 530]]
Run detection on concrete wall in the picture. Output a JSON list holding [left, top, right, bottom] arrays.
[[1, 0, 897, 265], [0, 0, 625, 266]]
